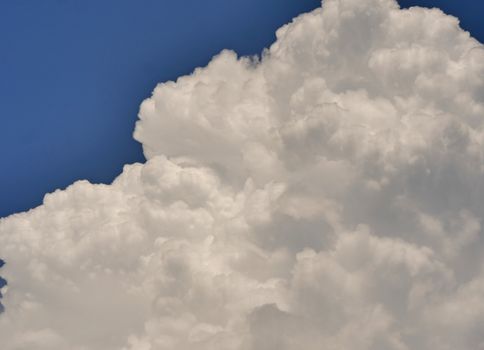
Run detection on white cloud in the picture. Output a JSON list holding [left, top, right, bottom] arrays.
[[1, 0, 483, 349]]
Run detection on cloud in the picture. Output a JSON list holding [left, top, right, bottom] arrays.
[[1, 0, 483, 349]]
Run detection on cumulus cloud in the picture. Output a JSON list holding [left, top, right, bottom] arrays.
[[1, 0, 483, 348]]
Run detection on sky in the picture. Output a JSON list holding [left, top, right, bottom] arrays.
[[0, 0, 483, 218], [0, 0, 483, 349], [0, 0, 320, 218]]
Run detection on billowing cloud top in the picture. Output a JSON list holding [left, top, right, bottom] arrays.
[[1, 0, 483, 349]]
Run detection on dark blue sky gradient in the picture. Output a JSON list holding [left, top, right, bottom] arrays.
[[0, 0, 482, 218]]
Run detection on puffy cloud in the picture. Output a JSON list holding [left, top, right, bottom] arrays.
[[1, 0, 483, 349]]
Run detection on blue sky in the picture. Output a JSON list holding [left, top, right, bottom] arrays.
[[0, 0, 482, 218]]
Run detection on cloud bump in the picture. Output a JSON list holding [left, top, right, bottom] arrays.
[[1, 0, 483, 349]]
